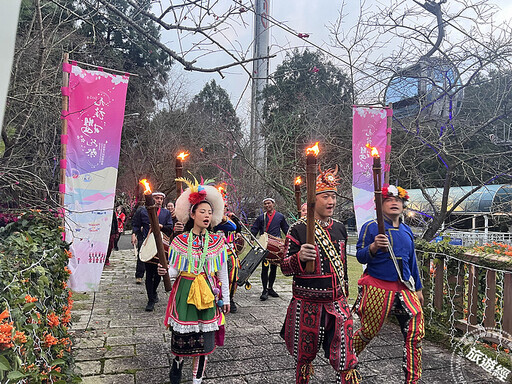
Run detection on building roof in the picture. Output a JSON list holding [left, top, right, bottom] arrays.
[[407, 184, 512, 216]]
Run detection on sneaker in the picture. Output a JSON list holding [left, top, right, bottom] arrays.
[[268, 288, 279, 298], [135, 278, 143, 285], [260, 290, 268, 301], [230, 301, 237, 313], [145, 301, 155, 312]]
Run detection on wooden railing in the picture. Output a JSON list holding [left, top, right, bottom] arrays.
[[417, 249, 512, 336]]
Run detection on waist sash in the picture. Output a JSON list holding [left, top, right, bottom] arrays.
[[292, 274, 343, 302]]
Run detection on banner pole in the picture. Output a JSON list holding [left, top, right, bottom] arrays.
[[384, 102, 392, 186], [60, 52, 69, 217]]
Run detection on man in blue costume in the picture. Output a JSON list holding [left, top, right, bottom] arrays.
[[354, 184, 424, 383], [251, 198, 289, 300]]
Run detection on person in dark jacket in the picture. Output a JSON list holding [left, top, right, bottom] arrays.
[[131, 191, 173, 311], [250, 198, 289, 301]]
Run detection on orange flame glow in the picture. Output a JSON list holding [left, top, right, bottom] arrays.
[[365, 143, 379, 157], [295, 176, 302, 185], [139, 179, 152, 195], [217, 185, 225, 193], [306, 142, 320, 156], [177, 152, 190, 161]]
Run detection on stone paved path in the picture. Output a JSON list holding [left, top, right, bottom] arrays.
[[70, 235, 501, 383]]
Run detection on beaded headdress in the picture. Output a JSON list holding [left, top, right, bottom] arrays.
[[316, 165, 340, 194]]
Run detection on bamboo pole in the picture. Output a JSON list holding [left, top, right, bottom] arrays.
[[305, 152, 317, 273], [144, 192, 172, 292], [294, 176, 302, 218]]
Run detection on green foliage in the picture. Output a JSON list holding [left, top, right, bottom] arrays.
[[189, 80, 241, 134], [75, 0, 171, 115], [260, 49, 354, 215], [3, 0, 172, 210], [0, 211, 80, 383]]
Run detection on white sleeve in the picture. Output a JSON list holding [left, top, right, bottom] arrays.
[[216, 260, 230, 305]]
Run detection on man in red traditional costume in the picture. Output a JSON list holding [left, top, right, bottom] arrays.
[[250, 198, 289, 301], [354, 185, 424, 384], [280, 166, 359, 384]]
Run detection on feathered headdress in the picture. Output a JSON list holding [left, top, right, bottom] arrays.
[[174, 174, 224, 226]]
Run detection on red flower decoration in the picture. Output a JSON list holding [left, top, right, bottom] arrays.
[[188, 190, 207, 206], [382, 186, 389, 199]]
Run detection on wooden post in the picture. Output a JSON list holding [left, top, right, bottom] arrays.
[[503, 273, 512, 334], [60, 53, 69, 209], [447, 260, 465, 320], [484, 270, 496, 328], [467, 265, 479, 326], [434, 257, 444, 311]]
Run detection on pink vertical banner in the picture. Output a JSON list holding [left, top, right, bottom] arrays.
[[352, 106, 389, 233], [63, 63, 129, 291]]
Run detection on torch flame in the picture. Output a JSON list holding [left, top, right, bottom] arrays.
[[306, 142, 320, 156], [365, 143, 379, 157], [295, 176, 302, 185], [177, 152, 190, 161], [139, 179, 152, 195]]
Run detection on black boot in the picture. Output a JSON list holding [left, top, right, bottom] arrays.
[[260, 289, 268, 301], [230, 300, 237, 313], [170, 357, 183, 384], [145, 301, 155, 312]]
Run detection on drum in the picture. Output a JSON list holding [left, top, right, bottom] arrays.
[[233, 235, 246, 254], [265, 234, 285, 265], [139, 232, 170, 262]]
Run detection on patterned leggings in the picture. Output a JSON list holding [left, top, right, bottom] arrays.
[[353, 285, 424, 384]]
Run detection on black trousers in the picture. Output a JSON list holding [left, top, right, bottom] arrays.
[[144, 262, 161, 302], [261, 262, 277, 291], [135, 241, 145, 278]]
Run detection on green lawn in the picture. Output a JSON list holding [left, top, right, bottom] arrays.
[[238, 239, 364, 304], [346, 255, 364, 304]]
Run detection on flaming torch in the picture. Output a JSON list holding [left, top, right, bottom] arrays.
[[305, 142, 319, 273], [139, 179, 173, 292], [366, 144, 385, 236], [294, 176, 302, 218], [175, 152, 190, 199]]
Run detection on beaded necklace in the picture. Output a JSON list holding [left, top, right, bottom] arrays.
[[186, 229, 210, 274], [316, 218, 332, 228]]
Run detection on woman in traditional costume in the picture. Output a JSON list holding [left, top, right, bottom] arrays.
[[158, 177, 230, 384]]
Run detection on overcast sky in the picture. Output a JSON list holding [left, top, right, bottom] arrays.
[[159, 0, 512, 123]]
